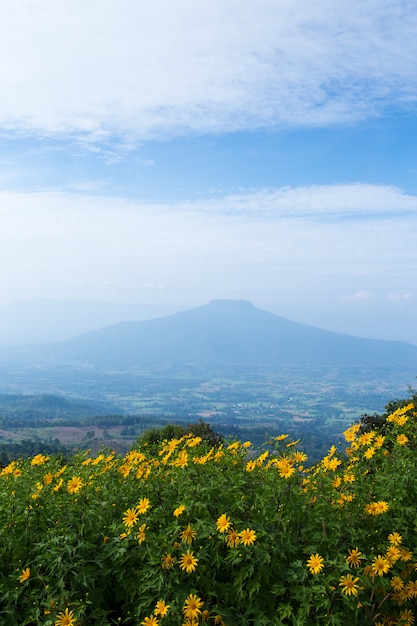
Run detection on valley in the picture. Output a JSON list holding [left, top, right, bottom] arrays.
[[0, 300, 415, 463], [0, 361, 414, 463]]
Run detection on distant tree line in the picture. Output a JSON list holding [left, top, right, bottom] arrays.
[[0, 439, 67, 467]]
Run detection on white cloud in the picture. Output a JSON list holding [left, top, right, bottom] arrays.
[[195, 184, 417, 219], [339, 291, 374, 302], [143, 283, 167, 290], [0, 184, 416, 305], [0, 1, 416, 141], [388, 292, 414, 303]]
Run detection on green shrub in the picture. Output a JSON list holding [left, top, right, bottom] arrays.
[[1, 403, 417, 625]]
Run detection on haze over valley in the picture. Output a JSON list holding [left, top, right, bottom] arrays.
[[1, 2, 417, 459], [0, 300, 415, 462]]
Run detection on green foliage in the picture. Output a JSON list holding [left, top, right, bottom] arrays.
[[0, 439, 67, 467], [1, 400, 417, 625], [359, 386, 417, 440], [137, 419, 224, 451]]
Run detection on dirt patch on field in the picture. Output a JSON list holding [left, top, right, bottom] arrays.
[[52, 426, 121, 443]]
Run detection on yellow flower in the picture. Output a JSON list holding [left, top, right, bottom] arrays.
[[358, 431, 375, 446], [67, 476, 83, 494], [43, 472, 54, 485], [371, 555, 390, 576], [400, 548, 413, 562], [19, 568, 30, 583], [187, 436, 202, 447], [119, 464, 131, 478], [226, 528, 240, 548], [396, 434, 409, 445], [161, 553, 175, 569], [172, 450, 188, 467], [179, 550, 199, 573], [160, 438, 181, 455], [216, 514, 232, 534], [141, 617, 159, 626], [1, 460, 16, 475], [154, 599, 170, 617], [239, 528, 256, 546], [123, 508, 140, 528], [193, 453, 210, 465], [54, 608, 76, 626], [276, 458, 295, 479], [399, 609, 415, 625], [245, 460, 256, 472], [256, 451, 269, 465], [180, 523, 197, 544], [275, 434, 289, 441], [286, 438, 300, 448], [396, 415, 409, 426], [374, 435, 385, 448], [91, 453, 105, 465], [31, 454, 49, 466], [183, 594, 204, 621], [346, 548, 363, 568], [365, 501, 389, 516], [386, 403, 413, 424], [173, 504, 186, 517], [385, 546, 401, 564], [137, 498, 151, 514], [135, 523, 147, 545], [388, 532, 402, 545], [406, 580, 417, 598], [327, 457, 342, 471], [364, 447, 375, 459], [53, 478, 63, 492], [363, 565, 373, 577], [343, 424, 360, 442], [339, 573, 360, 596], [391, 576, 404, 592], [307, 553, 325, 575], [293, 451, 308, 463]]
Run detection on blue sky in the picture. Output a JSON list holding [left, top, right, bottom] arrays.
[[1, 0, 417, 344]]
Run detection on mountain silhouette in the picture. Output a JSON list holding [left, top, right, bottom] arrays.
[[40, 299, 417, 369]]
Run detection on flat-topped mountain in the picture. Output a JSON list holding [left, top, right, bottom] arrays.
[[29, 299, 417, 369]]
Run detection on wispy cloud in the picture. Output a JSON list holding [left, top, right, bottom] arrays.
[[0, 1, 416, 142], [388, 292, 414, 303], [339, 291, 374, 302], [193, 184, 417, 219], [0, 184, 415, 305]]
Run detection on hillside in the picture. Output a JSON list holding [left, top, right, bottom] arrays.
[[2, 398, 417, 625], [20, 299, 417, 369]]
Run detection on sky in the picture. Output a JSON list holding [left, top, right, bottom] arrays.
[[1, 0, 417, 344]]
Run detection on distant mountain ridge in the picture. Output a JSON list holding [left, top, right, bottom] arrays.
[[26, 299, 417, 369]]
